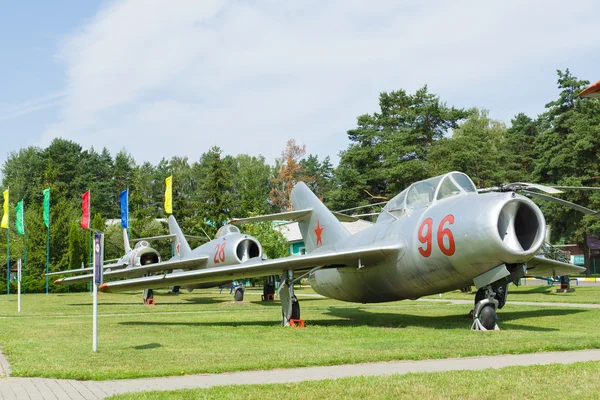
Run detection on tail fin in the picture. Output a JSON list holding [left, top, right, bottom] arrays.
[[168, 215, 192, 258], [290, 182, 350, 252], [123, 229, 132, 253]]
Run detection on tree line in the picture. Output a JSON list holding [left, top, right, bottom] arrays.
[[2, 69, 599, 292]]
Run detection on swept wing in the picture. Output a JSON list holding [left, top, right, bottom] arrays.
[[54, 256, 209, 285], [46, 262, 128, 277], [526, 255, 586, 277], [100, 242, 404, 293]]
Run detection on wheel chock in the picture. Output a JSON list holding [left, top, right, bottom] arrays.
[[290, 319, 305, 328], [261, 294, 275, 301], [145, 298, 156, 305]]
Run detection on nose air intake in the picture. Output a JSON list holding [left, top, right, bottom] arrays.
[[497, 199, 544, 253], [236, 239, 261, 263]]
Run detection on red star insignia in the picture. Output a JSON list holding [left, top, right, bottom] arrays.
[[314, 219, 324, 247]]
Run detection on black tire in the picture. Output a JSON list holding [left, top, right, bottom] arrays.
[[234, 287, 244, 302], [479, 304, 497, 330], [291, 295, 300, 320], [143, 289, 154, 304], [263, 281, 275, 297]]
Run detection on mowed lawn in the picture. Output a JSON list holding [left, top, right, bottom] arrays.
[[108, 361, 600, 400], [0, 286, 599, 380]]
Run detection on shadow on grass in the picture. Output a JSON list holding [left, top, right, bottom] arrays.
[[512, 286, 556, 295], [67, 297, 228, 306], [132, 343, 163, 350], [118, 306, 585, 331]]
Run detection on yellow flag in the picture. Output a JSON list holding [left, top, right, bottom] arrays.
[[164, 176, 173, 214], [1, 189, 8, 229]]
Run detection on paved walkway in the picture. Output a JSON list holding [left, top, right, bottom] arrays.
[[0, 349, 599, 399]]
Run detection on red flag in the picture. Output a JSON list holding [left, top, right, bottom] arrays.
[[81, 190, 90, 229]]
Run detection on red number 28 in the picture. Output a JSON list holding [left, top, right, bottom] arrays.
[[418, 215, 455, 257], [214, 243, 226, 263]]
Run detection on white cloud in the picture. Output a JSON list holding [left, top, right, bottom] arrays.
[[40, 0, 600, 165]]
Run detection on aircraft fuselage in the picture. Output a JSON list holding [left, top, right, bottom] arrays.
[[310, 192, 545, 302]]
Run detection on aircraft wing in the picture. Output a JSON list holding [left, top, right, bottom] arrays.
[[526, 256, 586, 277], [46, 262, 129, 277], [54, 256, 209, 285], [99, 242, 404, 293]]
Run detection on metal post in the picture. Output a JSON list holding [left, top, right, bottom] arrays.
[[89, 230, 93, 293], [92, 278, 98, 352], [23, 230, 27, 294], [45, 225, 50, 294], [6, 221, 10, 295], [92, 232, 104, 352], [17, 258, 21, 313], [594, 257, 597, 284]]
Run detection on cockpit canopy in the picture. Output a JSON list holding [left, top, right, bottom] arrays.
[[134, 240, 150, 249], [377, 172, 477, 223], [215, 225, 240, 238]]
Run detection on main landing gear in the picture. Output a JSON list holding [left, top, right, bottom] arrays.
[[279, 270, 300, 326], [143, 288, 154, 305], [471, 284, 507, 331], [234, 286, 245, 302]]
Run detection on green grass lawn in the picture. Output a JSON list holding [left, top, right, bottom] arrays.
[[427, 284, 600, 304], [0, 286, 599, 380], [107, 361, 600, 400]]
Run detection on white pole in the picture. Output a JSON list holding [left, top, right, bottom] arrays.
[[92, 280, 97, 352], [17, 259, 21, 313], [92, 232, 103, 353]]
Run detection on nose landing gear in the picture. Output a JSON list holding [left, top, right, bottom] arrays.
[[471, 286, 500, 331]]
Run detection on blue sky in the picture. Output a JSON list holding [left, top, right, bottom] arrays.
[[1, 0, 599, 173]]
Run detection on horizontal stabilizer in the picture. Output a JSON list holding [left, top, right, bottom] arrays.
[[99, 241, 404, 293], [230, 209, 313, 225], [526, 256, 586, 277], [130, 234, 177, 243]]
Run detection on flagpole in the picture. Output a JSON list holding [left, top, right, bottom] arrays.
[[89, 230, 93, 293], [126, 187, 130, 241], [89, 191, 92, 293], [43, 188, 50, 295], [23, 230, 26, 295], [45, 223, 49, 294], [6, 222, 9, 295]]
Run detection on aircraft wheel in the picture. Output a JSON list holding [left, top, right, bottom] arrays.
[[291, 295, 300, 320], [143, 289, 154, 304], [479, 304, 497, 330], [234, 287, 244, 302]]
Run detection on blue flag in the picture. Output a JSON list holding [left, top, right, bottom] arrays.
[[120, 189, 129, 229]]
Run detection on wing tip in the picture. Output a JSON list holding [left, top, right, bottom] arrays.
[[98, 283, 111, 293]]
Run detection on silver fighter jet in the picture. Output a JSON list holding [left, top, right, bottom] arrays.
[[98, 172, 585, 330], [53, 217, 263, 303]]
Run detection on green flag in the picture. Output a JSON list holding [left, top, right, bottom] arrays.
[[16, 200, 24, 235], [43, 188, 50, 228]]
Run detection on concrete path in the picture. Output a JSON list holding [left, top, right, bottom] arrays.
[[0, 349, 599, 399]]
